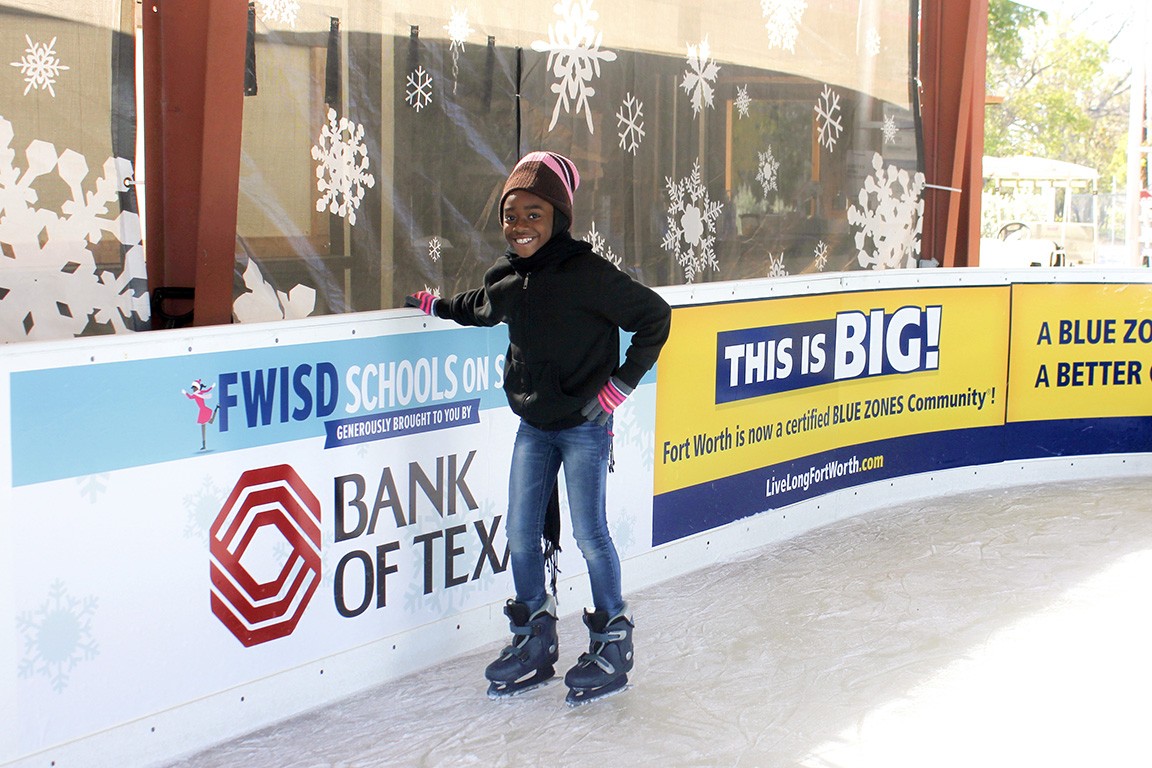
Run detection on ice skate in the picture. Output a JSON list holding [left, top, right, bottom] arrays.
[[485, 596, 559, 699], [564, 606, 634, 706]]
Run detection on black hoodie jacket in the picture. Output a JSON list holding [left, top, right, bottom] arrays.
[[434, 232, 671, 430]]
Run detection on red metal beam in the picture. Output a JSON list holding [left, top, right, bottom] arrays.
[[143, 0, 245, 328], [920, 0, 988, 267]]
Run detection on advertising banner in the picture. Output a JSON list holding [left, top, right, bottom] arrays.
[[1007, 282, 1152, 422], [3, 321, 658, 758], [653, 286, 1012, 544]]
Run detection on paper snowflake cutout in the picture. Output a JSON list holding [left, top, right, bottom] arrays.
[[813, 240, 829, 271], [311, 107, 375, 226], [444, 7, 475, 92], [429, 236, 442, 262], [681, 37, 720, 117], [768, 252, 788, 278], [17, 580, 98, 692], [866, 28, 882, 57], [406, 66, 433, 111], [586, 222, 621, 267], [756, 147, 780, 195], [260, 0, 300, 28], [761, 0, 807, 53], [233, 257, 316, 323], [423, 284, 442, 298], [882, 114, 898, 144], [815, 84, 843, 151], [661, 158, 723, 283], [10, 35, 70, 97], [616, 92, 645, 155], [0, 117, 149, 341], [735, 85, 751, 118], [847, 152, 926, 270], [532, 0, 617, 134]]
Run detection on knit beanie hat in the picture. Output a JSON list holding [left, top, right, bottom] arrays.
[[501, 151, 580, 232]]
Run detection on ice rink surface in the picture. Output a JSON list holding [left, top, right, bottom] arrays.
[[165, 476, 1152, 767]]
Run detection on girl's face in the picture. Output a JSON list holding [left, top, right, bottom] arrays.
[[502, 190, 554, 258]]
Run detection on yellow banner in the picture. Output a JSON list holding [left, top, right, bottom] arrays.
[[1008, 283, 1152, 422], [655, 286, 1011, 495]]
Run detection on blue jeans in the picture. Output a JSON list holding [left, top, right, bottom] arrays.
[[506, 418, 623, 616]]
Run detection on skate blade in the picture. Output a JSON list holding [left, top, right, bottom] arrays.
[[486, 668, 556, 700], [565, 677, 629, 707]]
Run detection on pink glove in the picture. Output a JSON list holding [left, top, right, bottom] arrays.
[[581, 376, 632, 425], [405, 290, 438, 315]]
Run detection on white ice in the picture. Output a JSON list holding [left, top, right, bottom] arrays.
[[164, 476, 1152, 767]]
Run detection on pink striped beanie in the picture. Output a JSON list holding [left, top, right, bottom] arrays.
[[501, 151, 581, 230]]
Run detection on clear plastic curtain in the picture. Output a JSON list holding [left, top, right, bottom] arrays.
[[0, 1, 147, 342], [237, 0, 923, 321]]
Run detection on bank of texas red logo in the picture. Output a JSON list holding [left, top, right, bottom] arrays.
[[210, 464, 322, 647]]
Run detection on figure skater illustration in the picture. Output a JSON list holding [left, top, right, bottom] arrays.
[[182, 379, 219, 450]]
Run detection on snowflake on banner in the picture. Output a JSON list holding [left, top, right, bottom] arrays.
[[756, 147, 780, 195], [77, 474, 110, 504], [259, 0, 299, 28], [761, 0, 807, 53], [0, 117, 149, 342], [661, 159, 723, 283], [735, 85, 751, 118], [815, 84, 843, 151], [768, 252, 788, 278], [532, 0, 617, 134], [311, 107, 375, 226], [406, 66, 433, 112], [616, 92, 645, 155], [10, 35, 70, 96], [17, 580, 98, 692], [233, 256, 316, 323], [586, 222, 621, 267], [866, 28, 882, 57], [882, 114, 898, 144], [428, 236, 442, 262], [681, 37, 720, 117], [813, 240, 829, 271], [183, 476, 224, 540], [848, 152, 926, 270], [444, 7, 474, 93], [423, 284, 442, 298]]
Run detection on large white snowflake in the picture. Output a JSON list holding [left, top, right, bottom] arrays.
[[260, 0, 300, 28], [311, 107, 375, 226], [586, 222, 621, 267], [735, 85, 751, 118], [756, 147, 780, 195], [10, 35, 69, 96], [616, 92, 645, 155], [233, 257, 316, 323], [681, 37, 720, 117], [661, 159, 723, 283], [406, 66, 433, 112], [761, 0, 807, 53], [815, 84, 843, 151], [865, 28, 882, 57], [847, 152, 926, 270], [17, 580, 99, 692], [532, 0, 617, 134], [444, 7, 475, 92], [0, 117, 149, 342]]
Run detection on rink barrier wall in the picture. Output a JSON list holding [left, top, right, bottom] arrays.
[[2, 268, 1151, 768]]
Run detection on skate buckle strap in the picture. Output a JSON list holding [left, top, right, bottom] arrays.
[[577, 650, 616, 675]]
